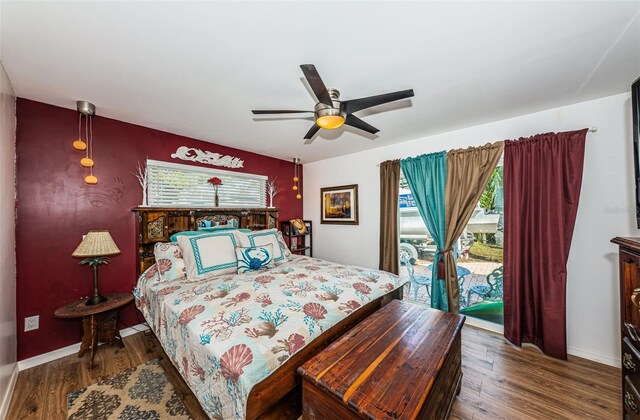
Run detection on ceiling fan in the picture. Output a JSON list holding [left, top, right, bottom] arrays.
[[252, 64, 414, 140]]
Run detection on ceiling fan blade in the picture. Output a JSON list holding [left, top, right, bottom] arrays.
[[303, 123, 321, 139], [300, 64, 333, 107], [252, 110, 313, 114], [345, 114, 379, 135], [343, 89, 414, 114]]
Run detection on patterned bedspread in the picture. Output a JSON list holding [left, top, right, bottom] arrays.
[[134, 255, 405, 420]]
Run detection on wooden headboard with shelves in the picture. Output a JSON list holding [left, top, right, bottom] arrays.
[[132, 207, 279, 275]]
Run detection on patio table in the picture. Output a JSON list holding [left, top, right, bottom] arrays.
[[426, 264, 471, 281], [426, 264, 472, 308]]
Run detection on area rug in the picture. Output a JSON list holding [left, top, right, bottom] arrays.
[[67, 359, 192, 419]]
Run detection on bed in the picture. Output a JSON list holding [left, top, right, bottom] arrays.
[[134, 252, 405, 419]]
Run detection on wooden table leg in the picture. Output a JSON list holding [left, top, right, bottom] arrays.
[[78, 316, 91, 357], [89, 314, 97, 369]]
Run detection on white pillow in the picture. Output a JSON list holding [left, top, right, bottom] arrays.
[[236, 228, 289, 264], [276, 231, 293, 262], [177, 232, 238, 281], [153, 242, 186, 281]]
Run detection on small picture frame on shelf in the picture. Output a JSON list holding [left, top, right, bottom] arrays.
[[320, 184, 358, 225]]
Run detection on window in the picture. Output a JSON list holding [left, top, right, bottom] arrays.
[[147, 159, 267, 207]]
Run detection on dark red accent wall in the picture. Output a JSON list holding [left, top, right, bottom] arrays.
[[15, 99, 303, 360]]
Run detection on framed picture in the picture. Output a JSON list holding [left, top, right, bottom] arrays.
[[320, 184, 359, 225]]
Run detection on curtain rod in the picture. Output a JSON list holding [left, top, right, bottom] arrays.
[[376, 127, 598, 167]]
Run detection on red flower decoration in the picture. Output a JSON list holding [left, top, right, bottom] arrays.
[[207, 177, 223, 185]]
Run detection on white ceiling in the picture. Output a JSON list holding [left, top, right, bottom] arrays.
[[2, 1, 639, 163]]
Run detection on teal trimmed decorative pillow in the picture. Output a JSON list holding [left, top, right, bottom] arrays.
[[235, 244, 275, 273], [177, 232, 239, 281], [170, 228, 250, 243], [236, 228, 288, 264]]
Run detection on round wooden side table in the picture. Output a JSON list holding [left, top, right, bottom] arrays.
[[54, 293, 134, 369]]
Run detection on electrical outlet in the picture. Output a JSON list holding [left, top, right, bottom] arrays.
[[25, 315, 39, 332]]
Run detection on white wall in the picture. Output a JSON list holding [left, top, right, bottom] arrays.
[[304, 93, 633, 366], [0, 62, 17, 418]]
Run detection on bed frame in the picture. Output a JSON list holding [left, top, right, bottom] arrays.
[[133, 206, 403, 419], [248, 287, 402, 419]]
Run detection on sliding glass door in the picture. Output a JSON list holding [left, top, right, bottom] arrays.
[[398, 166, 504, 324]]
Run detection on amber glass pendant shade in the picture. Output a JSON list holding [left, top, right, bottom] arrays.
[[85, 175, 98, 184], [296, 194, 302, 199], [80, 157, 94, 167], [72, 139, 87, 150]]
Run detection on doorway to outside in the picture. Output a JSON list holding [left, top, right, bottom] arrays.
[[399, 166, 504, 325]]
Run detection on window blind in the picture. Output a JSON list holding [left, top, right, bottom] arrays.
[[147, 160, 267, 207]]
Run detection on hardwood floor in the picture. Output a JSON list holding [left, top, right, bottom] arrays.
[[7, 325, 620, 419], [450, 327, 620, 419]]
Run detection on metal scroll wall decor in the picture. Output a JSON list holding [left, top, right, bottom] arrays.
[[171, 146, 244, 168]]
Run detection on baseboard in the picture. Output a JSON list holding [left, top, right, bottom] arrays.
[[464, 316, 504, 334], [458, 317, 620, 367], [0, 363, 19, 420], [567, 345, 620, 368], [17, 323, 149, 372]]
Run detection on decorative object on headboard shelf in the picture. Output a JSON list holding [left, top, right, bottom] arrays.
[[131, 160, 149, 207], [266, 176, 279, 208], [171, 146, 244, 168], [132, 207, 279, 274], [71, 100, 99, 185], [207, 176, 223, 207], [72, 230, 121, 305], [292, 158, 302, 199]]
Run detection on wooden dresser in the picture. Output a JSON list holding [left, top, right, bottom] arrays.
[[613, 237, 640, 419], [133, 207, 278, 274]]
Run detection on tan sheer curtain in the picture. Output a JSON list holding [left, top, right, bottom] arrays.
[[443, 142, 504, 313], [379, 159, 401, 274]]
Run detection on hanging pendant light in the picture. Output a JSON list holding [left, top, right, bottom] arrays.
[[72, 101, 98, 184], [293, 158, 301, 199], [72, 114, 87, 150]]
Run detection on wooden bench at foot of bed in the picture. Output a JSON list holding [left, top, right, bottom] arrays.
[[247, 289, 401, 419], [298, 300, 465, 419]]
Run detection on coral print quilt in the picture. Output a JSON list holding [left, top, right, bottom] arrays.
[[135, 255, 405, 420]]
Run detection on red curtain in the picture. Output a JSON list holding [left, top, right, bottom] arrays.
[[503, 129, 587, 360]]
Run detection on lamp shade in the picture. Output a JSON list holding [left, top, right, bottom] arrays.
[[72, 230, 121, 258]]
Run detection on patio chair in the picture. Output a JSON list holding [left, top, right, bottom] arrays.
[[466, 266, 503, 306], [402, 257, 431, 301]]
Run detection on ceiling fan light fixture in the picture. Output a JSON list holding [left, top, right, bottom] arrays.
[[316, 115, 345, 130], [252, 65, 414, 141], [315, 105, 346, 130]]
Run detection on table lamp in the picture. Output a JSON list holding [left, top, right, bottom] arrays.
[[72, 230, 121, 305]]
